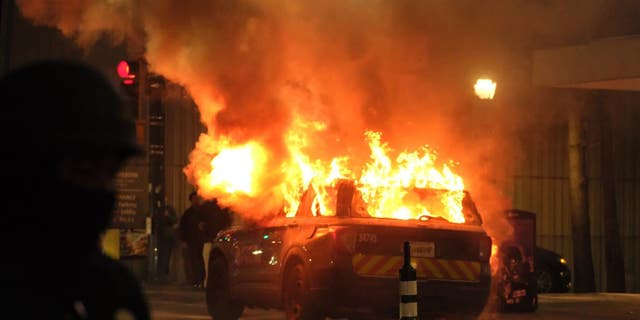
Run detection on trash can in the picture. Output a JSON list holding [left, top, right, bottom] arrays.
[[496, 209, 538, 312]]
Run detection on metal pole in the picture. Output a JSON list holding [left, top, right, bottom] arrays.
[[148, 73, 166, 281]]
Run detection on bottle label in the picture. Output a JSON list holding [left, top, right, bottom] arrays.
[[399, 280, 417, 295]]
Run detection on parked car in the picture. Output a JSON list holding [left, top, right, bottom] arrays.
[[535, 247, 572, 293], [205, 180, 493, 320]]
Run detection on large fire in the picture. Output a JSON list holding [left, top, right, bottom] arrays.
[[190, 121, 466, 223], [14, 0, 519, 256]]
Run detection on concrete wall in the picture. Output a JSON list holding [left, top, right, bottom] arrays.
[[533, 35, 640, 91]]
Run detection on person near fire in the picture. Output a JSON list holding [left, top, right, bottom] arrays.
[[153, 198, 178, 281], [0, 60, 150, 319], [179, 191, 206, 288], [198, 198, 233, 287]]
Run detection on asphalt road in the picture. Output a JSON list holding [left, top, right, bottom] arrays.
[[145, 284, 640, 320]]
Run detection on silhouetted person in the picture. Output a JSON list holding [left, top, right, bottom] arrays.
[[0, 61, 150, 319], [153, 200, 177, 281], [199, 199, 233, 242], [179, 191, 205, 288], [199, 198, 233, 287]]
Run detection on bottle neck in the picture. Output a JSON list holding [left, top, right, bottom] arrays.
[[403, 241, 411, 265]]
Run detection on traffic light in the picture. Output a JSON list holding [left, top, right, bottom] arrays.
[[117, 60, 138, 85], [117, 59, 141, 118]]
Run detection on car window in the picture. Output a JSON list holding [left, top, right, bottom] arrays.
[[347, 185, 482, 225], [295, 181, 482, 225]]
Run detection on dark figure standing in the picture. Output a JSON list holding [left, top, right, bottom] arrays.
[[153, 201, 177, 281], [199, 198, 233, 241], [179, 191, 206, 287], [199, 198, 233, 287], [0, 61, 150, 319]]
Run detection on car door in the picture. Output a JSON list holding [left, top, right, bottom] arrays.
[[260, 187, 320, 290], [233, 214, 291, 285], [233, 226, 265, 284], [253, 218, 289, 293]]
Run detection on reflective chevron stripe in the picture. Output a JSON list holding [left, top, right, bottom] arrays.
[[352, 254, 481, 282]]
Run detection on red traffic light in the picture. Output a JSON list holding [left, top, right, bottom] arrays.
[[117, 60, 137, 85]]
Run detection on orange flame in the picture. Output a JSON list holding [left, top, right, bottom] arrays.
[[190, 123, 466, 224], [358, 131, 465, 222], [205, 142, 267, 196], [490, 243, 500, 274], [190, 135, 269, 201]]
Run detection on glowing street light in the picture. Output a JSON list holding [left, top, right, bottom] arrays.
[[474, 78, 496, 100]]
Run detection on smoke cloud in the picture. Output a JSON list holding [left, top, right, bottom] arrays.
[[17, 0, 630, 243]]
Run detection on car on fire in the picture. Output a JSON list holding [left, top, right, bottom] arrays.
[[204, 180, 493, 320]]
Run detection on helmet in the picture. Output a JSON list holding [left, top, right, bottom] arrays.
[[0, 60, 143, 158]]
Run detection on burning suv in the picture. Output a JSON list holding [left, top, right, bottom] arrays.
[[205, 180, 492, 320]]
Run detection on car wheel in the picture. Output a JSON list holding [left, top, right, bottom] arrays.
[[283, 263, 322, 320], [536, 265, 554, 293], [206, 255, 244, 320], [536, 266, 554, 293]]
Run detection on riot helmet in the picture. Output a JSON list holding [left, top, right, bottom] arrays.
[[0, 60, 142, 159]]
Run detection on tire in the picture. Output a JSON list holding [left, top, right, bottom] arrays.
[[206, 255, 244, 320], [283, 263, 323, 320], [536, 265, 554, 293]]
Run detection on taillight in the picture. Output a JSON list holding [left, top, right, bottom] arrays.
[[478, 236, 492, 262]]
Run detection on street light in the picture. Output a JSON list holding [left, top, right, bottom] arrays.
[[474, 78, 496, 100]]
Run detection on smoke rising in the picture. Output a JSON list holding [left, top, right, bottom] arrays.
[[16, 0, 631, 243]]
